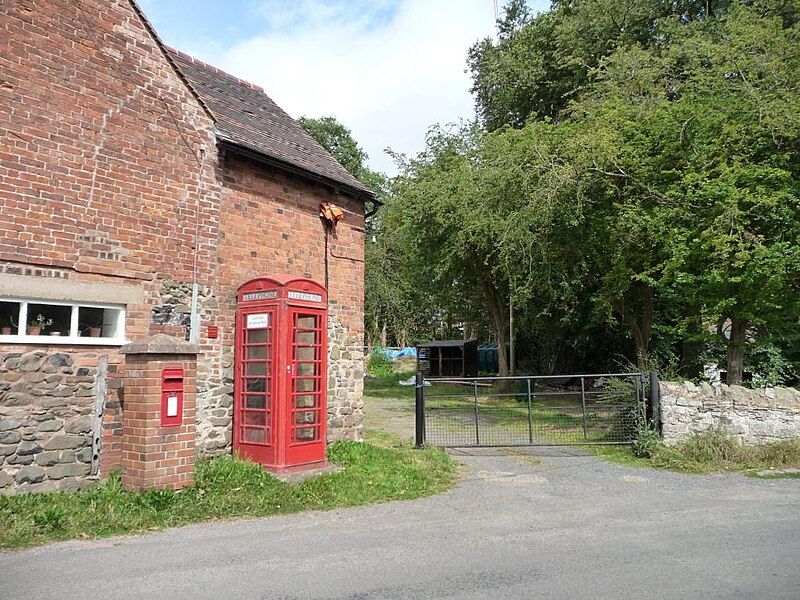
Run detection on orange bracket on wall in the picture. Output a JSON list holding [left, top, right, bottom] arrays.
[[319, 202, 344, 228]]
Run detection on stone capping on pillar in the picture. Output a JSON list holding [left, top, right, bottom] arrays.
[[119, 334, 200, 356], [120, 334, 200, 492]]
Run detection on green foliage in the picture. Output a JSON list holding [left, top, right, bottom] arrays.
[[366, 349, 394, 378], [380, 1, 800, 380], [632, 429, 663, 459], [649, 432, 800, 473], [0, 439, 455, 550], [361, 371, 417, 399], [31, 506, 67, 532]]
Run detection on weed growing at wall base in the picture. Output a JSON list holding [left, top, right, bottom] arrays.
[[589, 432, 800, 475], [0, 436, 455, 550]]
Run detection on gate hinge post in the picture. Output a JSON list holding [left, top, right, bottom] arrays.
[[415, 370, 425, 448], [649, 371, 661, 433]]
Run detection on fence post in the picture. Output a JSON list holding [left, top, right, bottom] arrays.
[[473, 380, 480, 445], [526, 378, 533, 444], [415, 370, 425, 448], [580, 377, 588, 441], [648, 371, 661, 433]]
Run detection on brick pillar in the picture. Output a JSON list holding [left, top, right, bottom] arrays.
[[120, 334, 199, 492]]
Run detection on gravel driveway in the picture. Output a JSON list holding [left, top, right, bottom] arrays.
[[2, 447, 798, 600]]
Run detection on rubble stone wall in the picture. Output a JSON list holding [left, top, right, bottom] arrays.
[[0, 349, 122, 494], [660, 381, 800, 446]]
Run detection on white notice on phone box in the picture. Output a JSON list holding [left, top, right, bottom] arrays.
[[167, 395, 179, 417], [246, 313, 269, 329]]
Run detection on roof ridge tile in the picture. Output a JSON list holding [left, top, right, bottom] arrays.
[[165, 46, 266, 94]]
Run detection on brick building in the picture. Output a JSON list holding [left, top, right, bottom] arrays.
[[0, 0, 375, 493]]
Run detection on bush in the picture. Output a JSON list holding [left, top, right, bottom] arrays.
[[632, 428, 661, 458], [367, 348, 393, 378]]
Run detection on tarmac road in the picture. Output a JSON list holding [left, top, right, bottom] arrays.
[[2, 448, 799, 600]]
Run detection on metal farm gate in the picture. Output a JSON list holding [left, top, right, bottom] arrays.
[[415, 372, 660, 448]]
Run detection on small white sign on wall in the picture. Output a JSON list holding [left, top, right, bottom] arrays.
[[246, 313, 270, 329], [166, 395, 179, 417]]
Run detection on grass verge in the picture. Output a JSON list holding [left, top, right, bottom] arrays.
[[0, 434, 455, 551], [585, 432, 800, 476], [362, 372, 416, 399]]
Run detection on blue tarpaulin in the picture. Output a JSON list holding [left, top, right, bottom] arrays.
[[379, 347, 417, 360]]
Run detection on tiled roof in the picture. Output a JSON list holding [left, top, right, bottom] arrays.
[[167, 48, 374, 201]]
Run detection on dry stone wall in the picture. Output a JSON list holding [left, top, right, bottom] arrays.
[[660, 381, 800, 445], [0, 350, 103, 493]]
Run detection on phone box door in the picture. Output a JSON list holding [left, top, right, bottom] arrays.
[[284, 307, 327, 467]]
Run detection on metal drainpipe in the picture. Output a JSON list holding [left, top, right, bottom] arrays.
[[188, 147, 206, 343]]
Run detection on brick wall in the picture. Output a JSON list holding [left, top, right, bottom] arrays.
[[0, 0, 366, 492], [121, 349, 197, 491], [0, 0, 219, 282], [198, 151, 365, 452]]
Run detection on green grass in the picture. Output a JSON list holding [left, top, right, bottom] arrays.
[[0, 435, 455, 550], [585, 432, 800, 476], [363, 372, 417, 399]]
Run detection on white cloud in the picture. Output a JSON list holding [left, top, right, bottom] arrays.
[[203, 0, 501, 175]]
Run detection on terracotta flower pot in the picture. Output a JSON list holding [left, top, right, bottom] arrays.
[[1, 327, 11, 335], [89, 327, 102, 338], [27, 326, 41, 335]]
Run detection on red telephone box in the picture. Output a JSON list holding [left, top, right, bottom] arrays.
[[233, 276, 328, 472]]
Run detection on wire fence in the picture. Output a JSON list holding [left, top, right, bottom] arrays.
[[418, 373, 649, 447]]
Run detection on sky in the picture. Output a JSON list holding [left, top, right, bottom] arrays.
[[138, 0, 549, 175]]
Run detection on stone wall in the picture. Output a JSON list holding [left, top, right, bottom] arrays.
[[0, 349, 117, 494], [660, 381, 800, 445], [327, 317, 365, 442]]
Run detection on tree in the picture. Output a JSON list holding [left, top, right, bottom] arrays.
[[560, 4, 800, 381], [467, 0, 765, 131]]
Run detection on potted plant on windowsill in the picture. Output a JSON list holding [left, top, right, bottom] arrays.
[[27, 314, 53, 336], [1, 319, 12, 336], [80, 322, 103, 337]]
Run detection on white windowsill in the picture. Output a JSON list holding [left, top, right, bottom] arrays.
[[0, 335, 128, 346]]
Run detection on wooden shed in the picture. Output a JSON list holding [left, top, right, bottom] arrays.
[[416, 340, 479, 378]]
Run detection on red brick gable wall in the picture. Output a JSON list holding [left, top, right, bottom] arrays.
[[0, 0, 218, 284], [216, 151, 365, 335], [0, 0, 218, 490]]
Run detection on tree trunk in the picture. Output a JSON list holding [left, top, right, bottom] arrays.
[[679, 310, 704, 379], [612, 283, 654, 371], [495, 315, 509, 376], [474, 274, 508, 375], [380, 322, 387, 348], [725, 317, 746, 386], [483, 285, 509, 376]]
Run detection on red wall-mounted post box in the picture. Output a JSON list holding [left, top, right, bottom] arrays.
[[161, 368, 184, 427], [233, 275, 328, 473]]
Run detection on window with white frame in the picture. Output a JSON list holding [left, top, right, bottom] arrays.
[[0, 298, 126, 344]]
